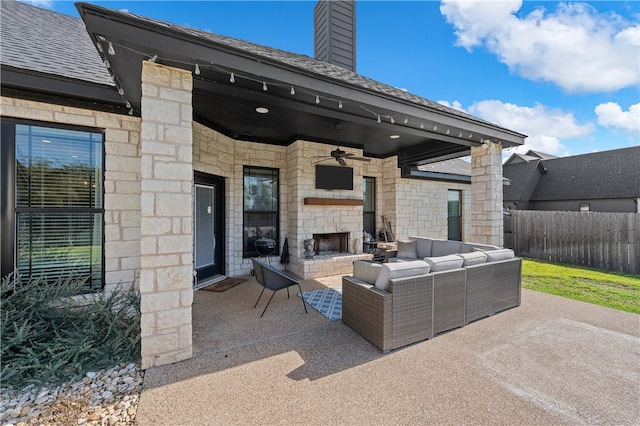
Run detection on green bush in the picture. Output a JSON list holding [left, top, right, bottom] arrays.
[[1, 273, 140, 390]]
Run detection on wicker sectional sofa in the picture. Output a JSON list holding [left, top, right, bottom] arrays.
[[342, 236, 522, 353]]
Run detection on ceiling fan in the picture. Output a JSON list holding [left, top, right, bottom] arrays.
[[316, 123, 371, 167]]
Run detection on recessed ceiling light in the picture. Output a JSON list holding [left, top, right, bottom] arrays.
[[389, 135, 400, 139], [256, 107, 269, 114]]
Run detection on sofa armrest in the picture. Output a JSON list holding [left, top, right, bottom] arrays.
[[432, 268, 467, 334], [491, 258, 522, 313], [387, 274, 434, 349], [342, 276, 393, 352]]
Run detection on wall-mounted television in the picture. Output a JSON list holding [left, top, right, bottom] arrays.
[[315, 165, 354, 190]]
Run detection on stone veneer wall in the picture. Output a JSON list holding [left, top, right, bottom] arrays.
[[192, 122, 288, 277], [286, 140, 370, 278], [139, 62, 194, 368], [0, 96, 142, 294], [192, 123, 480, 276], [470, 141, 503, 246], [364, 156, 472, 242]]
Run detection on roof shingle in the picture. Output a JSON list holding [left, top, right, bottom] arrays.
[[1, 1, 113, 87], [530, 147, 640, 201]]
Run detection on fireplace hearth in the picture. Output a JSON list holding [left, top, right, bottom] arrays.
[[312, 232, 348, 255]]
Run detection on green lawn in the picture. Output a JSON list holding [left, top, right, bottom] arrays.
[[522, 259, 640, 314]]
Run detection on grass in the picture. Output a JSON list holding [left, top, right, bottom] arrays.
[[522, 259, 640, 314]]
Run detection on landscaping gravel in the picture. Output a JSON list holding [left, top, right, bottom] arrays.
[[0, 363, 143, 426]]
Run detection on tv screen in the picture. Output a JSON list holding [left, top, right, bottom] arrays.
[[315, 165, 354, 190]]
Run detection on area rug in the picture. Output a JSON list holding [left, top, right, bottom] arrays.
[[298, 287, 342, 321], [201, 277, 247, 292]]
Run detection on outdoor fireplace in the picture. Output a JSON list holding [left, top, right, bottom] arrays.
[[312, 232, 349, 255]]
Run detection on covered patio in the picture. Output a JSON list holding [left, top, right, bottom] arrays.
[[72, 3, 530, 369], [137, 279, 639, 424]]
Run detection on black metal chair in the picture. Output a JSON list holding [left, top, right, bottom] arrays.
[[251, 258, 308, 317]]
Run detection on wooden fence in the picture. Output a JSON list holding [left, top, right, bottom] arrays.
[[504, 210, 640, 275]]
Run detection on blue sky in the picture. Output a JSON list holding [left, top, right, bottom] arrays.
[[23, 0, 640, 158]]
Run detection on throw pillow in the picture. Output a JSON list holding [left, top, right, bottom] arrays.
[[396, 240, 418, 259], [374, 260, 431, 291]]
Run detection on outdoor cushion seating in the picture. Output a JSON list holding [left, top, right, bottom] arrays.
[[374, 260, 431, 291], [251, 258, 308, 317], [343, 236, 521, 352]]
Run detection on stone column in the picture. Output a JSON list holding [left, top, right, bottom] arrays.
[[470, 141, 503, 246], [139, 61, 194, 369]]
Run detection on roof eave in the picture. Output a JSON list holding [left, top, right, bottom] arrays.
[[76, 2, 526, 149]]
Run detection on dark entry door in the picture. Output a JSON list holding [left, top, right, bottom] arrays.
[[194, 172, 224, 285]]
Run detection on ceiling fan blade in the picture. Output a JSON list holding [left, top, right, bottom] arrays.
[[346, 156, 371, 162], [337, 157, 347, 167]]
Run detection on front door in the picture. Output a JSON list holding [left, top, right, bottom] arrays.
[[194, 172, 224, 285]]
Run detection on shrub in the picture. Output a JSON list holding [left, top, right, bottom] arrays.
[[0, 273, 140, 390]]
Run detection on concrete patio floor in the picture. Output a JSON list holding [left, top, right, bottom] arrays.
[[137, 273, 640, 425]]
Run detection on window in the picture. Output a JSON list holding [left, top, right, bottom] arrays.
[[1, 120, 104, 289], [363, 177, 376, 237], [243, 166, 279, 258], [447, 190, 462, 241]]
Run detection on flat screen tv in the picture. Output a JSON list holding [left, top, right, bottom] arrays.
[[315, 165, 353, 190]]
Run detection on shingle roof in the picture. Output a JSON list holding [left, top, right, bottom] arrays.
[[525, 150, 557, 160], [530, 146, 640, 201], [0, 1, 113, 86], [91, 5, 519, 133], [503, 160, 543, 202], [418, 158, 471, 176]]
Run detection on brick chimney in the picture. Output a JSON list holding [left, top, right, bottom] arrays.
[[314, 0, 356, 72]]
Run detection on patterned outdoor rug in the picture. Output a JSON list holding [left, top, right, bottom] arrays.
[[298, 287, 342, 321]]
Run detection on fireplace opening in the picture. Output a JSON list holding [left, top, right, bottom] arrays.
[[312, 232, 348, 255]]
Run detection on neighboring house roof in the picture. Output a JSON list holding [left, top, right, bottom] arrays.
[[525, 150, 557, 160], [503, 159, 544, 203], [503, 150, 557, 166], [530, 146, 640, 201], [404, 158, 477, 183], [0, 1, 113, 86], [418, 158, 471, 176], [504, 146, 640, 203]]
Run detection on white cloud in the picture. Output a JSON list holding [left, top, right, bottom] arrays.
[[594, 102, 640, 134], [441, 99, 594, 155], [437, 100, 465, 112], [18, 0, 53, 8], [440, 0, 640, 93]]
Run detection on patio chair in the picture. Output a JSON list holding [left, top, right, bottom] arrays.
[[251, 258, 308, 317]]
